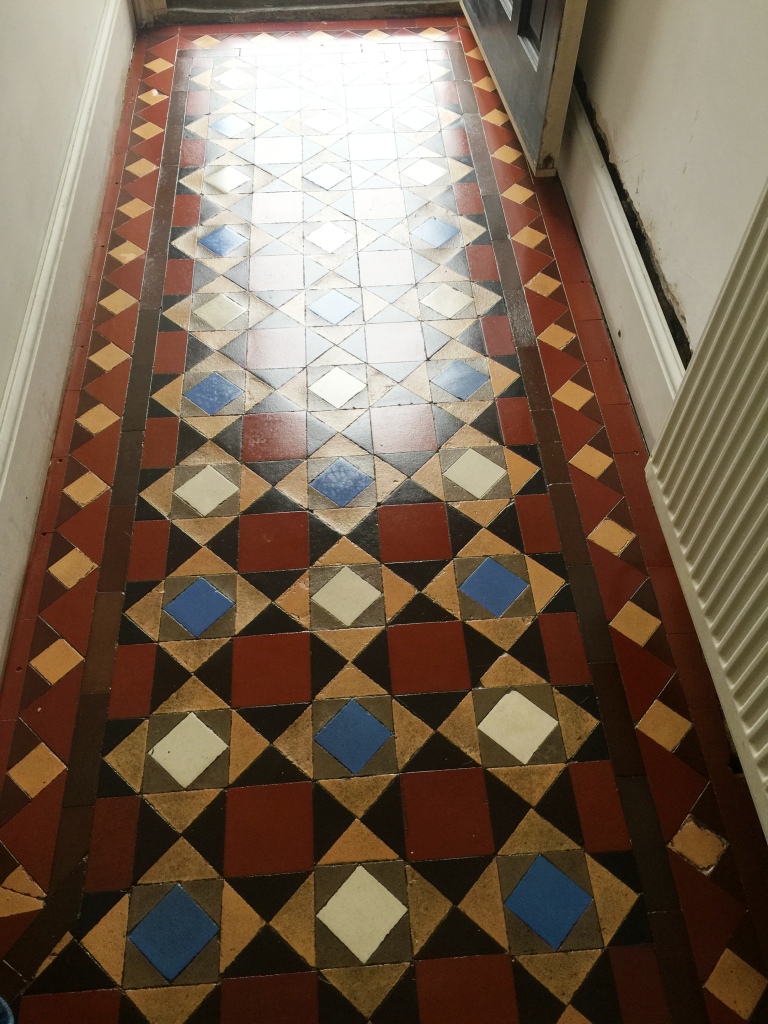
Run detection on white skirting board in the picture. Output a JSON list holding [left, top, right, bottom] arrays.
[[0, 0, 135, 665], [556, 92, 684, 448]]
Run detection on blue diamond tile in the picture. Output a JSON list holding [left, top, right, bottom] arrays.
[[505, 855, 592, 949], [460, 557, 527, 616], [432, 361, 490, 400], [315, 700, 393, 774], [185, 373, 243, 414], [200, 225, 247, 257], [128, 884, 219, 981], [412, 218, 460, 247], [311, 459, 373, 507], [308, 290, 360, 325], [164, 578, 234, 637]]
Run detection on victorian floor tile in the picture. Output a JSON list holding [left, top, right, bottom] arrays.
[[1, 17, 767, 1024]]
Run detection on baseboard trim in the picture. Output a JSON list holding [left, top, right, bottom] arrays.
[[557, 91, 684, 448], [0, 0, 135, 663]]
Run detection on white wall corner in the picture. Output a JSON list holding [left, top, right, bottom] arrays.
[[557, 91, 685, 448], [0, 0, 135, 666]]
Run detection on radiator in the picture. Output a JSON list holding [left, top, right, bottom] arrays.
[[646, 179, 768, 837]]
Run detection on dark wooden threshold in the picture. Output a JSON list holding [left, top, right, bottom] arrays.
[[156, 0, 461, 24]]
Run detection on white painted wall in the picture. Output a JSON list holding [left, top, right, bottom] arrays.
[[577, 0, 768, 349], [0, 0, 135, 664]]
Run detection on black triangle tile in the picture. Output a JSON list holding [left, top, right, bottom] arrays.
[[463, 624, 503, 682], [346, 511, 380, 559], [512, 961, 564, 1024], [497, 377, 527, 399], [391, 594, 455, 625], [134, 495, 167, 521], [508, 620, 549, 679], [486, 503, 523, 549], [120, 994, 153, 1024], [571, 951, 623, 1024], [403, 733, 476, 772], [590, 851, 642, 893], [230, 872, 311, 921], [183, 792, 225, 872], [245, 489, 304, 515], [571, 724, 610, 761], [447, 504, 482, 555], [250, 368, 302, 389], [609, 897, 652, 946], [240, 704, 308, 741], [454, 320, 485, 353], [27, 942, 116, 994], [102, 717, 145, 756], [245, 569, 306, 601], [517, 470, 548, 495], [96, 760, 137, 799], [361, 778, 405, 858], [252, 392, 304, 415], [206, 518, 239, 568], [485, 771, 530, 848], [184, 985, 221, 1024], [341, 411, 374, 453], [388, 560, 448, 590], [469, 404, 503, 444], [311, 634, 348, 694], [133, 800, 179, 881], [536, 768, 584, 846], [431, 186, 458, 211], [166, 524, 203, 575], [71, 891, 126, 941], [184, 335, 213, 371], [352, 632, 391, 689], [224, 926, 312, 977], [398, 693, 467, 729], [176, 420, 208, 462], [238, 604, 305, 636], [220, 334, 248, 368], [248, 459, 302, 485], [416, 907, 505, 958], [0, 780, 27, 829], [541, 585, 575, 613], [370, 965, 419, 1024], [433, 406, 464, 446], [310, 514, 343, 562], [194, 642, 233, 703], [314, 783, 356, 861], [382, 480, 440, 505], [319, 975, 367, 1024], [376, 451, 434, 475], [416, 857, 494, 904], [233, 745, 308, 786], [215, 420, 243, 460], [147, 399, 177, 420], [307, 415, 338, 455]]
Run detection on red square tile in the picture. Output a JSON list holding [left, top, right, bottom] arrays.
[[222, 974, 318, 1024], [246, 328, 306, 370], [443, 128, 470, 156], [85, 796, 140, 892], [20, 991, 121, 1024], [141, 417, 178, 468], [378, 504, 452, 562], [172, 193, 200, 227], [232, 633, 311, 706], [243, 413, 307, 461], [569, 761, 631, 852], [516, 494, 559, 553], [482, 316, 515, 356], [108, 645, 155, 718], [467, 245, 500, 281], [608, 946, 672, 1024], [402, 768, 495, 860], [454, 182, 484, 215], [164, 258, 194, 295], [416, 956, 518, 1024], [388, 621, 470, 694], [497, 397, 536, 445], [564, 281, 602, 321], [153, 331, 187, 374], [225, 783, 313, 875], [538, 612, 591, 686], [370, 406, 437, 454], [127, 520, 169, 580], [180, 139, 206, 166], [239, 511, 309, 572]]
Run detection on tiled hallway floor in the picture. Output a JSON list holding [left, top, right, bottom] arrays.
[[2, 17, 768, 1024]]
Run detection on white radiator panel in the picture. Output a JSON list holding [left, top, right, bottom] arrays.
[[647, 179, 768, 836]]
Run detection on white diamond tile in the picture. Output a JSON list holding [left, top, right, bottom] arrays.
[[404, 159, 446, 185], [313, 567, 380, 626], [215, 69, 254, 89], [149, 713, 228, 788], [307, 223, 354, 253], [195, 294, 246, 329], [397, 108, 436, 131], [205, 166, 250, 193], [174, 465, 238, 516], [422, 284, 472, 317], [478, 691, 558, 763], [305, 164, 350, 190], [444, 450, 506, 498], [309, 367, 366, 408], [303, 110, 344, 133], [317, 866, 407, 963]]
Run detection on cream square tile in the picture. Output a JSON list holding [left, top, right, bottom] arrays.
[[569, 445, 613, 479], [126, 157, 158, 177], [317, 866, 406, 963], [637, 700, 691, 751], [309, 368, 366, 408], [610, 601, 661, 646], [588, 519, 635, 555], [503, 183, 533, 204], [313, 567, 380, 627], [30, 639, 83, 684], [90, 344, 130, 372], [119, 198, 152, 219], [444, 450, 506, 498], [512, 226, 546, 249], [475, 76, 496, 91], [174, 465, 239, 517], [527, 272, 560, 297], [539, 323, 576, 350], [483, 108, 510, 126], [422, 284, 472, 317], [493, 145, 522, 164], [64, 472, 108, 507], [670, 816, 727, 872], [100, 289, 137, 315], [8, 744, 65, 798], [77, 405, 120, 435], [553, 380, 593, 411], [705, 949, 767, 1020], [149, 713, 227, 789], [145, 57, 173, 73], [109, 240, 145, 264], [49, 548, 97, 588], [478, 691, 558, 763]]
